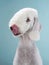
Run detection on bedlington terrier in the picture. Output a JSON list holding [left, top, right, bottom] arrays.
[[9, 8, 43, 65]]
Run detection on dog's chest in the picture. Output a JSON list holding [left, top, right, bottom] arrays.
[[17, 44, 37, 64]]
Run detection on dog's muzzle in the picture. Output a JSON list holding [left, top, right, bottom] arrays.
[[10, 24, 21, 36]]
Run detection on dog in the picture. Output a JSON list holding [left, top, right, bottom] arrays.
[[9, 8, 43, 65]]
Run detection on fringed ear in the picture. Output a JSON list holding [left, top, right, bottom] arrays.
[[28, 16, 41, 41], [28, 31, 40, 41]]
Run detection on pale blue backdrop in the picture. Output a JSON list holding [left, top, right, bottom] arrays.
[[0, 0, 49, 65]]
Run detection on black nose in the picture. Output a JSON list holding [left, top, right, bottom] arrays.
[[10, 26, 13, 30], [10, 24, 19, 31], [10, 24, 21, 36]]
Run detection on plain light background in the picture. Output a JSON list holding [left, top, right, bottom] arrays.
[[0, 0, 49, 65]]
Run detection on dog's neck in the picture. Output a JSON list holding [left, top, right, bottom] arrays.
[[19, 33, 35, 47]]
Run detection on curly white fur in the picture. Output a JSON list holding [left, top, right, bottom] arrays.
[[9, 8, 43, 65]]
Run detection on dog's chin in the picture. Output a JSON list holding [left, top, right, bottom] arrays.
[[13, 32, 24, 37], [13, 32, 27, 37], [12, 28, 28, 37], [13, 32, 21, 36]]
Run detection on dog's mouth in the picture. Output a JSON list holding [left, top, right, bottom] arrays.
[[10, 24, 21, 36]]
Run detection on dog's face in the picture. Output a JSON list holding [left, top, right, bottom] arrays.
[[9, 8, 41, 41]]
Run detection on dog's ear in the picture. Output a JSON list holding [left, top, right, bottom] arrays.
[[28, 31, 40, 41], [28, 16, 41, 41]]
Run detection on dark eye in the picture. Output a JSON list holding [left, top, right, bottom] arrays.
[[26, 17, 30, 22]]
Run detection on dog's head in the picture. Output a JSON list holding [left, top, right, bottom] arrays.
[[9, 8, 41, 41]]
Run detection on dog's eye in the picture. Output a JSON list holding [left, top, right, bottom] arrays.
[[26, 17, 30, 22]]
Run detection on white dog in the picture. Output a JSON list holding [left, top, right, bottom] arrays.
[[9, 8, 43, 65]]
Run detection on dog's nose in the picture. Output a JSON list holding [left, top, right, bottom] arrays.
[[10, 24, 20, 35]]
